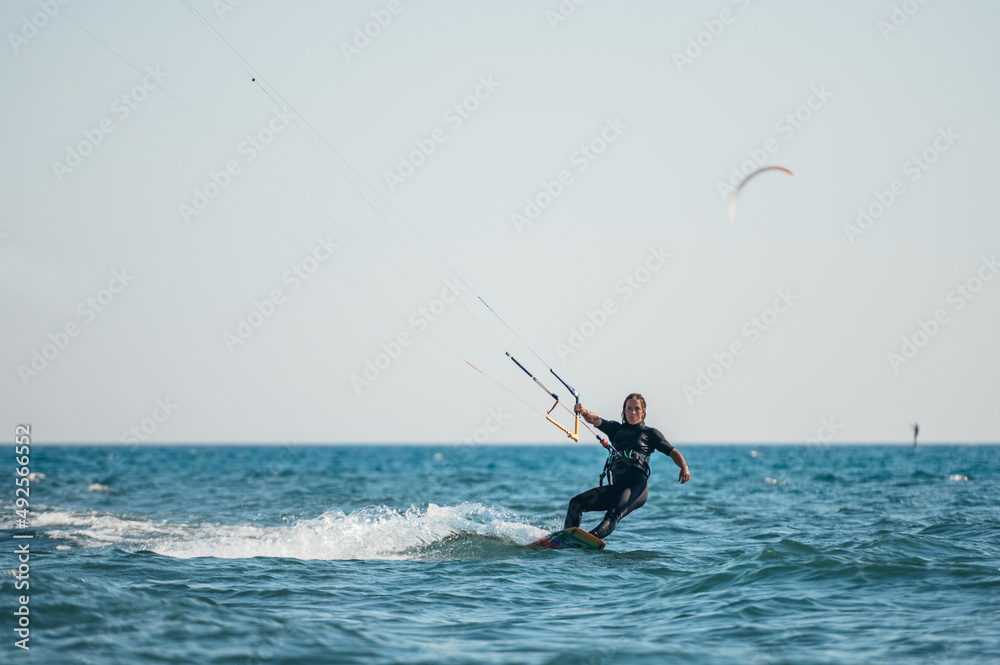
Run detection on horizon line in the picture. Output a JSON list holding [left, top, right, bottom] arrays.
[[24, 441, 999, 447]]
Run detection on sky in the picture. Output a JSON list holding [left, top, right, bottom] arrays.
[[2, 0, 998, 445]]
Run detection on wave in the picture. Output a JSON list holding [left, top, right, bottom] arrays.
[[21, 503, 551, 561]]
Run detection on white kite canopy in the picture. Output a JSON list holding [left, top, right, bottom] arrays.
[[728, 166, 795, 222]]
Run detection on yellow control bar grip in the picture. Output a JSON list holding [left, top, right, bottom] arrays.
[[546, 416, 580, 442]]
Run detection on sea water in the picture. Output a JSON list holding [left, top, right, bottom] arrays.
[[1, 444, 998, 664]]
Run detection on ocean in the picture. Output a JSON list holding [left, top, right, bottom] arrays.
[[2, 443, 998, 664]]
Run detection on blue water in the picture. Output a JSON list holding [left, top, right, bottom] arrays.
[[2, 444, 999, 664]]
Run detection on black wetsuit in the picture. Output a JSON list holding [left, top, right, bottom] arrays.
[[564, 419, 675, 539]]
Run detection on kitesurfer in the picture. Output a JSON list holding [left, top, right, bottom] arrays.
[[564, 394, 689, 539]]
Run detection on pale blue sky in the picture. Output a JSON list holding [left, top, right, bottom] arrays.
[[2, 0, 998, 444]]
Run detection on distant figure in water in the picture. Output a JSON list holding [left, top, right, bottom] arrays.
[[913, 421, 919, 447], [565, 394, 689, 540]]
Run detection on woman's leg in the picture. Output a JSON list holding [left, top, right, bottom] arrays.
[[564, 485, 617, 530], [589, 478, 649, 539]]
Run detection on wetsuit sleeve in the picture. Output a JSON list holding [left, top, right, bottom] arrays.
[[650, 427, 675, 456], [597, 419, 621, 439]]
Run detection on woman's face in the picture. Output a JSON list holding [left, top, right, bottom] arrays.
[[624, 398, 645, 425]]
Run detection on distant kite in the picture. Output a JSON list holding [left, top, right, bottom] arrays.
[[728, 166, 794, 222]]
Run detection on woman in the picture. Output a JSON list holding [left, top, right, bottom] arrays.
[[565, 393, 690, 540]]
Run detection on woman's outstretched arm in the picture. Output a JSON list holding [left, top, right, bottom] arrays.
[[574, 403, 602, 427], [670, 449, 690, 483]]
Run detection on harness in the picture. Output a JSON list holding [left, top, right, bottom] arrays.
[[598, 447, 650, 486]]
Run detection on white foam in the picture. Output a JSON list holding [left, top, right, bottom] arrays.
[[155, 503, 547, 560], [32, 510, 192, 547], [27, 504, 549, 561], [86, 483, 111, 492]]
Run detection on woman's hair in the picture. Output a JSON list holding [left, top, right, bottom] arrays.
[[621, 393, 646, 422]]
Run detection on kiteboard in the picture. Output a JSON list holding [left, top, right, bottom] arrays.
[[528, 527, 606, 551]]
